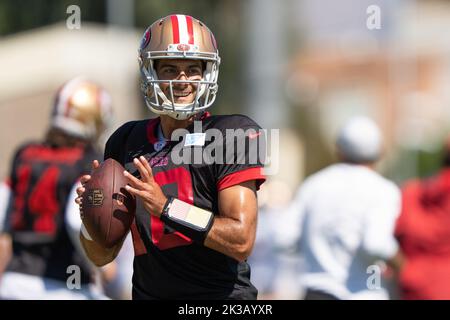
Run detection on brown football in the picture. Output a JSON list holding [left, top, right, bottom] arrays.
[[81, 158, 136, 248]]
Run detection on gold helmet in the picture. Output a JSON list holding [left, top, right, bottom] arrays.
[[138, 14, 221, 120], [50, 77, 113, 140]]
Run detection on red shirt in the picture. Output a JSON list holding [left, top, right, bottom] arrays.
[[395, 169, 450, 299]]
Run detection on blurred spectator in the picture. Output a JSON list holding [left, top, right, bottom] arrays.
[[249, 180, 303, 299], [0, 180, 11, 233], [277, 116, 403, 300], [0, 77, 114, 299], [249, 205, 280, 299], [395, 136, 450, 299], [0, 180, 12, 278]]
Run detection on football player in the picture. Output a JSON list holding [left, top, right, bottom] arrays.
[[0, 77, 113, 299], [76, 15, 266, 299]]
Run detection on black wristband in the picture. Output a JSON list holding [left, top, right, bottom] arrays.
[[160, 196, 174, 218]]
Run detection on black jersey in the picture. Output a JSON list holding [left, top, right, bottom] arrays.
[[104, 113, 266, 299], [5, 142, 100, 284]]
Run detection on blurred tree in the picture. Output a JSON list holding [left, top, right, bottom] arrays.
[[387, 146, 445, 185]]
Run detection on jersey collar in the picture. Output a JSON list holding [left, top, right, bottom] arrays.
[[146, 111, 212, 146]]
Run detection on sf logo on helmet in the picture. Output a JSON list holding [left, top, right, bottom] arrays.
[[140, 27, 151, 50], [177, 44, 190, 51]]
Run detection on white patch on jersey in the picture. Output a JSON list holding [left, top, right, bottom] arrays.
[[184, 133, 206, 147]]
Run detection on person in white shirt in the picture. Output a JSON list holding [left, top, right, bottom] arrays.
[[0, 181, 10, 233], [278, 116, 403, 300], [0, 181, 12, 278]]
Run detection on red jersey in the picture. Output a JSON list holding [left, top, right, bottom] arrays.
[[395, 169, 450, 299]]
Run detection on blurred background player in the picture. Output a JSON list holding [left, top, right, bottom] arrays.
[[395, 135, 450, 300], [0, 180, 12, 277], [277, 116, 404, 300], [0, 77, 114, 299]]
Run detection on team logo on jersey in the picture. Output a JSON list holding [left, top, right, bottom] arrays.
[[87, 189, 104, 206], [149, 155, 169, 167]]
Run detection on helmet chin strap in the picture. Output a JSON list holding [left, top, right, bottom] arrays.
[[163, 109, 198, 120]]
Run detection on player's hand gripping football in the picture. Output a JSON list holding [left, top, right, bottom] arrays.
[[123, 156, 168, 218], [75, 160, 100, 218]]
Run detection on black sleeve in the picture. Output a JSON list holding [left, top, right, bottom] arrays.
[[8, 144, 29, 190], [214, 115, 266, 191], [3, 143, 32, 233], [104, 121, 139, 165]]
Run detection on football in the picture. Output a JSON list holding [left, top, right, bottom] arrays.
[[81, 158, 136, 248]]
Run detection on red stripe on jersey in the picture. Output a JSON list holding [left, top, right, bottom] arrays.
[[170, 15, 180, 43], [154, 230, 191, 251], [146, 117, 161, 145], [151, 167, 194, 250], [186, 15, 194, 44], [11, 164, 32, 230], [5, 178, 12, 188], [217, 167, 266, 191], [20, 146, 84, 164]]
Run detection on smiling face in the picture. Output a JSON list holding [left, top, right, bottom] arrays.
[[154, 59, 203, 104]]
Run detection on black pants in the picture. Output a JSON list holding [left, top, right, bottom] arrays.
[[304, 289, 339, 300]]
